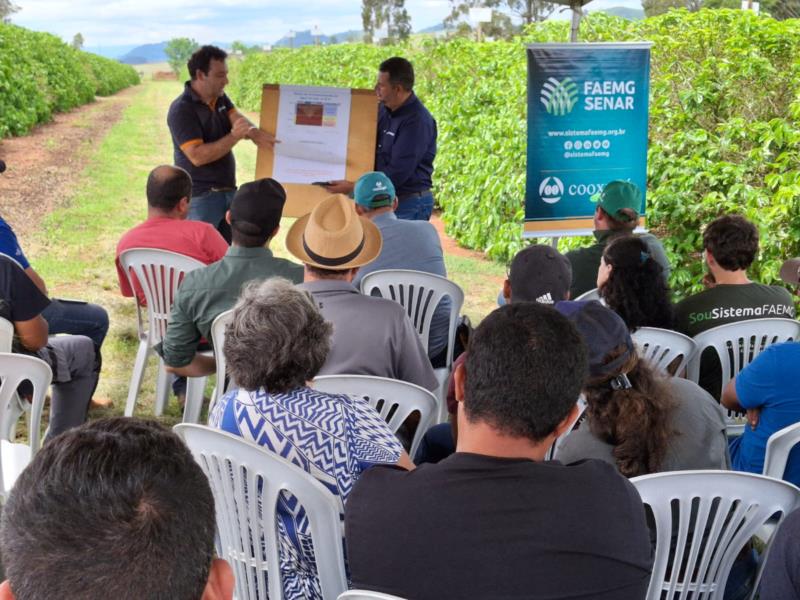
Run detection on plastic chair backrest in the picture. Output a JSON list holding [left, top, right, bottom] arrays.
[[118, 248, 205, 345], [209, 309, 234, 410], [688, 318, 800, 434], [574, 287, 601, 302], [0, 354, 51, 495], [763, 422, 800, 481], [338, 591, 409, 600], [174, 424, 348, 600], [0, 318, 13, 352], [547, 396, 586, 461], [632, 327, 697, 375], [360, 269, 465, 369], [312, 375, 438, 458], [631, 470, 800, 600]]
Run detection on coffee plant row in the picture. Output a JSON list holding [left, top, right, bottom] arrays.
[[0, 23, 139, 139]]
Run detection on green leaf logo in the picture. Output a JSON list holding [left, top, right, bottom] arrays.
[[540, 77, 579, 116]]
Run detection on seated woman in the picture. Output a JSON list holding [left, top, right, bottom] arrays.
[[554, 300, 729, 476], [209, 276, 413, 599], [597, 235, 674, 331]]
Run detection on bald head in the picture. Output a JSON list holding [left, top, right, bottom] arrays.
[[146, 165, 192, 213]]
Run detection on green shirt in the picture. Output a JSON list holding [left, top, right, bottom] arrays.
[[675, 282, 796, 397], [565, 230, 671, 299], [158, 245, 303, 367]]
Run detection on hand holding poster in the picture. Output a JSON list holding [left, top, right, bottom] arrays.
[[525, 43, 652, 237]]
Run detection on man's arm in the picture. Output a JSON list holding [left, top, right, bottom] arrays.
[[24, 267, 48, 297], [14, 314, 48, 352], [721, 378, 746, 413], [230, 111, 278, 149], [166, 353, 216, 377], [181, 118, 250, 167]]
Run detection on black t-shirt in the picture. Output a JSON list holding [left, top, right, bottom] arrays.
[[761, 509, 800, 599], [167, 82, 236, 196], [345, 452, 653, 600]]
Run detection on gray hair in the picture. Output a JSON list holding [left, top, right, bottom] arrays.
[[224, 277, 332, 393]]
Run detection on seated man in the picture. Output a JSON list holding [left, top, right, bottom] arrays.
[[345, 302, 653, 599], [415, 243, 573, 463], [721, 256, 800, 486], [116, 164, 229, 306], [0, 256, 95, 439], [675, 215, 795, 396], [0, 417, 233, 600], [158, 178, 303, 379], [287, 194, 438, 392], [565, 180, 669, 298], [351, 171, 450, 365]]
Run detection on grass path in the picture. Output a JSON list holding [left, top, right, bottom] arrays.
[[25, 79, 504, 423]]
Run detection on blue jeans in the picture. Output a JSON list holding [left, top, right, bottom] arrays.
[[189, 189, 236, 243], [395, 191, 434, 221], [41, 299, 109, 349]]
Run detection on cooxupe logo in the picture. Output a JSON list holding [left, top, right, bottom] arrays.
[[539, 177, 564, 204], [540, 77, 579, 116]]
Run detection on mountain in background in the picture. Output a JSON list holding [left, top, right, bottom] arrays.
[[597, 6, 645, 19], [118, 41, 169, 64], [84, 44, 139, 59]]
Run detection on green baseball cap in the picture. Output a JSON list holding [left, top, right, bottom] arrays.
[[591, 180, 642, 223], [354, 171, 396, 209]]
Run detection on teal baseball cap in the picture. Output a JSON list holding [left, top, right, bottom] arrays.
[[354, 171, 396, 209], [591, 180, 642, 223]]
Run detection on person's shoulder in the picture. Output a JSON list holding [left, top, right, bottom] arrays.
[[753, 281, 794, 300], [349, 462, 414, 501], [675, 286, 711, 310], [265, 256, 304, 279]]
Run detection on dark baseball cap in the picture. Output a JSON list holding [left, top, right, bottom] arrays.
[[229, 178, 286, 236], [554, 300, 634, 379], [508, 245, 572, 304]]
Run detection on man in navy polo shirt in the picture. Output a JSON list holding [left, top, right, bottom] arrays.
[[326, 57, 437, 221], [167, 45, 276, 242]]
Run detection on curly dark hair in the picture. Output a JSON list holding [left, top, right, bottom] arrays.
[[599, 235, 674, 331], [583, 348, 675, 477], [702, 214, 759, 271]]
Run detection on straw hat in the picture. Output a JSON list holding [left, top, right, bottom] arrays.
[[286, 194, 382, 269]]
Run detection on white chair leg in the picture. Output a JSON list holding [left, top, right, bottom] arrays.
[[183, 376, 207, 424], [124, 339, 151, 417], [153, 359, 170, 417]]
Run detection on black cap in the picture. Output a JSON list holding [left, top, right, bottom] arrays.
[[229, 178, 286, 236], [554, 300, 635, 379], [509, 245, 572, 304]]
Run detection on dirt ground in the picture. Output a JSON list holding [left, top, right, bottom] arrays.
[[0, 88, 137, 237]]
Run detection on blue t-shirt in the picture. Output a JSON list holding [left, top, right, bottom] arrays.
[[729, 342, 800, 485], [0, 217, 29, 269]]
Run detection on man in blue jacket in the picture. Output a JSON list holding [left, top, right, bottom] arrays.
[[326, 57, 437, 221]]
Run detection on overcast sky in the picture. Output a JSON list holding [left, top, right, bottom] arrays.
[[10, 0, 644, 47]]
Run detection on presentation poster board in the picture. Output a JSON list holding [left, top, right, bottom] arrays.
[[256, 84, 378, 217], [524, 43, 652, 237]]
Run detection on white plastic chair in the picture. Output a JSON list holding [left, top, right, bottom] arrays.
[[0, 318, 27, 442], [0, 354, 51, 499], [174, 424, 348, 600], [763, 422, 800, 481], [119, 248, 207, 417], [688, 318, 800, 435], [632, 327, 697, 375], [338, 591, 409, 600], [574, 287, 601, 302], [360, 269, 465, 423], [0, 318, 12, 353], [631, 470, 800, 600], [184, 308, 236, 424], [546, 396, 587, 461], [312, 375, 438, 458]]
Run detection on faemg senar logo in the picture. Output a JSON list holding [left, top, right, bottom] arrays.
[[540, 77, 579, 116], [539, 176, 564, 204]]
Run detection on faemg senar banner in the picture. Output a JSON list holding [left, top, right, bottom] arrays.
[[524, 42, 652, 237]]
